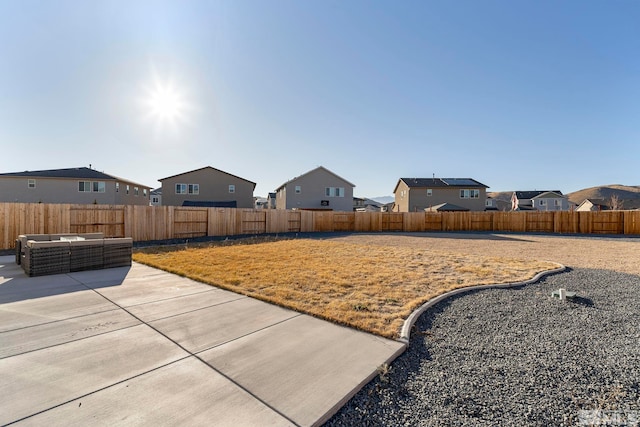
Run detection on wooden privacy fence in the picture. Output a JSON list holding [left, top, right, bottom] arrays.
[[1, 203, 639, 249]]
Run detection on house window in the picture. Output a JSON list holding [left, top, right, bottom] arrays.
[[486, 200, 492, 206], [176, 184, 187, 194], [229, 184, 235, 193], [116, 182, 119, 193], [126, 185, 130, 195], [325, 187, 345, 197], [460, 189, 479, 199], [143, 189, 147, 197], [554, 200, 561, 206], [539, 200, 546, 206], [188, 184, 199, 194], [28, 179, 36, 189], [134, 187, 139, 196], [152, 196, 159, 204], [79, 181, 91, 192], [93, 181, 105, 193], [295, 185, 301, 194], [427, 189, 432, 197]]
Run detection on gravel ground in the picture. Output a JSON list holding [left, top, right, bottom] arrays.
[[325, 268, 640, 426]]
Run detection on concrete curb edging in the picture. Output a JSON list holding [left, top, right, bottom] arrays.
[[397, 263, 567, 345]]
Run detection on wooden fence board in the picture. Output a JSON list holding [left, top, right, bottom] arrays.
[[173, 208, 207, 238], [624, 211, 640, 235], [526, 212, 554, 233], [333, 213, 355, 232], [354, 212, 382, 232], [554, 211, 579, 234], [382, 213, 404, 232], [242, 210, 267, 234]]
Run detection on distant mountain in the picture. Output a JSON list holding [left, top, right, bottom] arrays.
[[566, 185, 640, 206], [370, 196, 394, 204]]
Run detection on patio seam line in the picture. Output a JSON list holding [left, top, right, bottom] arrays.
[[85, 285, 301, 426], [3, 354, 194, 426], [0, 322, 143, 360], [137, 296, 251, 324], [0, 307, 123, 334], [190, 312, 305, 355], [122, 288, 238, 308]]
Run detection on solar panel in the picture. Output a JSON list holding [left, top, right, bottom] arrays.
[[441, 178, 479, 186]]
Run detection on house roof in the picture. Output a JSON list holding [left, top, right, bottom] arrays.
[[0, 167, 151, 188], [425, 203, 470, 212], [393, 177, 488, 194], [514, 190, 563, 199], [275, 166, 355, 191], [150, 188, 162, 195], [159, 166, 256, 189], [579, 198, 640, 210]]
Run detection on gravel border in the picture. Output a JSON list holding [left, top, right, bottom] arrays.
[[325, 268, 640, 426]]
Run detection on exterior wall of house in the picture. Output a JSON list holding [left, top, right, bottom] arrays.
[[530, 194, 570, 211], [0, 177, 150, 205], [277, 168, 354, 211], [395, 182, 487, 212], [576, 200, 596, 212], [160, 168, 254, 208]]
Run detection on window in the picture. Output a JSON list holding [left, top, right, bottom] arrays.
[[126, 185, 130, 195], [79, 181, 91, 192], [295, 185, 301, 194], [28, 179, 36, 189], [486, 200, 492, 206], [554, 199, 561, 206], [152, 196, 159, 204], [460, 189, 479, 199], [427, 189, 432, 197], [539, 199, 546, 206], [93, 181, 105, 193], [176, 184, 187, 194], [143, 189, 147, 197], [229, 184, 235, 193], [116, 182, 119, 193], [134, 187, 139, 196], [325, 187, 345, 197], [188, 184, 199, 194]]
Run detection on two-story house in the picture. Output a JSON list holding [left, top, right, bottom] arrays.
[[275, 166, 355, 211], [159, 166, 255, 208], [393, 178, 489, 212], [511, 191, 570, 211], [0, 167, 151, 205]]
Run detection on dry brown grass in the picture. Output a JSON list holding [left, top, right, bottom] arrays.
[[133, 238, 558, 338]]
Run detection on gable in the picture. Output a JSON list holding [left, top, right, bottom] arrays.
[[276, 166, 355, 191], [160, 166, 256, 189]]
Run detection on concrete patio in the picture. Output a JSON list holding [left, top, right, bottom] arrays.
[[0, 255, 405, 426]]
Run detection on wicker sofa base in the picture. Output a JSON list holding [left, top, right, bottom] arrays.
[[18, 234, 132, 277]]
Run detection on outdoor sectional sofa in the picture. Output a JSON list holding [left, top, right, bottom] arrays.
[[16, 233, 132, 277]]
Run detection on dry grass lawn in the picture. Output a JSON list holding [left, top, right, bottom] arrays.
[[133, 237, 559, 338]]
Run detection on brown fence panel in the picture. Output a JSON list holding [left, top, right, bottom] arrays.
[[492, 212, 527, 232], [424, 213, 443, 231], [580, 211, 624, 234], [382, 213, 404, 231], [241, 209, 267, 234], [354, 212, 382, 232], [624, 211, 640, 235], [470, 212, 493, 231], [404, 212, 426, 232], [299, 210, 314, 232], [208, 208, 236, 236], [554, 211, 579, 234], [70, 205, 125, 237], [173, 208, 208, 238], [333, 212, 355, 232], [265, 210, 287, 233], [312, 211, 335, 232], [443, 212, 472, 231], [526, 212, 554, 233]]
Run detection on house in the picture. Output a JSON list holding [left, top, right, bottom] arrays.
[[393, 178, 488, 212], [159, 166, 255, 208], [150, 188, 162, 206], [353, 197, 383, 212], [0, 167, 151, 205], [576, 198, 640, 211], [275, 166, 355, 211], [511, 191, 570, 211], [425, 203, 470, 212], [485, 196, 511, 211], [266, 192, 276, 209]]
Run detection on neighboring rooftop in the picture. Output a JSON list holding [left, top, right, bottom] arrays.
[[0, 167, 150, 187]]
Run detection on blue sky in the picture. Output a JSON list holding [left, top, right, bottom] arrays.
[[1, 1, 638, 197]]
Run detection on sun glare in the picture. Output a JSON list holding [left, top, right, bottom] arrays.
[[140, 74, 191, 132]]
